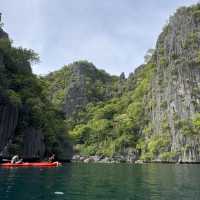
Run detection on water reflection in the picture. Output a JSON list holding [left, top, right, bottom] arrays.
[[0, 163, 200, 200], [0, 165, 72, 200]]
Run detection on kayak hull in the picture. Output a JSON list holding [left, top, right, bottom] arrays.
[[0, 162, 61, 167]]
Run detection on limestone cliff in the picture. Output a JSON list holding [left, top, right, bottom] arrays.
[[0, 94, 18, 154], [46, 61, 121, 118], [142, 5, 200, 162], [0, 27, 72, 160], [63, 61, 120, 117], [0, 28, 18, 156]]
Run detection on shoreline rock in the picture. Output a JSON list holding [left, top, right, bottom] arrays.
[[71, 155, 200, 164]]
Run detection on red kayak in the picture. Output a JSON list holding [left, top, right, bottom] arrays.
[[0, 161, 61, 168]]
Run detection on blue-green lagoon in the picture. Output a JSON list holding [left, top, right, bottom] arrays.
[[0, 163, 199, 200]]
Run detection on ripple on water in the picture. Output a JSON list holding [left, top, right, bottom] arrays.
[[0, 163, 200, 200]]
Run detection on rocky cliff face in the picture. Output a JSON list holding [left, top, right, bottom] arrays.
[[144, 5, 200, 162], [46, 61, 120, 118], [0, 29, 45, 158], [0, 95, 19, 154], [0, 53, 4, 69], [0, 29, 18, 155], [0, 27, 72, 160], [23, 128, 45, 158], [63, 61, 117, 117], [63, 62, 96, 117]]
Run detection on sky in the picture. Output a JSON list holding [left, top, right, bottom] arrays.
[[0, 0, 198, 76]]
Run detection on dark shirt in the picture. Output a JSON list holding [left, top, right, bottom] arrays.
[[0, 156, 2, 163]]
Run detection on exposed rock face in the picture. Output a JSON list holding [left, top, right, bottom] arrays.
[[63, 61, 118, 117], [0, 53, 4, 69], [148, 6, 200, 162], [23, 128, 45, 158], [58, 140, 73, 161], [0, 27, 72, 160], [0, 95, 18, 154], [0, 28, 18, 155], [63, 62, 91, 117]]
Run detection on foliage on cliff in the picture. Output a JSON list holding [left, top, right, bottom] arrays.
[[65, 62, 155, 157], [44, 60, 123, 113], [0, 34, 71, 158]]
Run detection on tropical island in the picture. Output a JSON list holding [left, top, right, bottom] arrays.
[[1, 3, 200, 165]]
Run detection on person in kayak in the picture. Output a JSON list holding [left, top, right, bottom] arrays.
[[48, 154, 55, 162], [11, 155, 23, 164]]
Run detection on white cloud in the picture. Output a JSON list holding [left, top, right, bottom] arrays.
[[1, 0, 199, 75]]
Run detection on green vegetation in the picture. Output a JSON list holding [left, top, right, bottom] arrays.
[[160, 151, 178, 161], [195, 50, 200, 64], [68, 62, 156, 157], [0, 35, 70, 157], [6, 89, 22, 107], [139, 134, 170, 161], [160, 101, 168, 109], [159, 57, 168, 66], [45, 60, 121, 113], [183, 32, 199, 49], [176, 114, 200, 136], [44, 67, 69, 110]]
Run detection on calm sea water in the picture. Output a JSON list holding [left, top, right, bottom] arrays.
[[0, 163, 199, 200]]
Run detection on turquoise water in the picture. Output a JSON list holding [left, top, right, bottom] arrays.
[[0, 163, 200, 200]]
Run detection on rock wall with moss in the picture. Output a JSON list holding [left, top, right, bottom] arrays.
[[0, 27, 72, 160], [139, 4, 200, 162], [45, 61, 123, 117], [50, 61, 155, 161]]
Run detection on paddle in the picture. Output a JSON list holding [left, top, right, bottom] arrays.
[[2, 159, 11, 162]]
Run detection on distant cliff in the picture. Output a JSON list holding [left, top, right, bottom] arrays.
[[45, 61, 124, 118]]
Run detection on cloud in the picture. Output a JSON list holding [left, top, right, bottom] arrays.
[[1, 0, 198, 75]]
